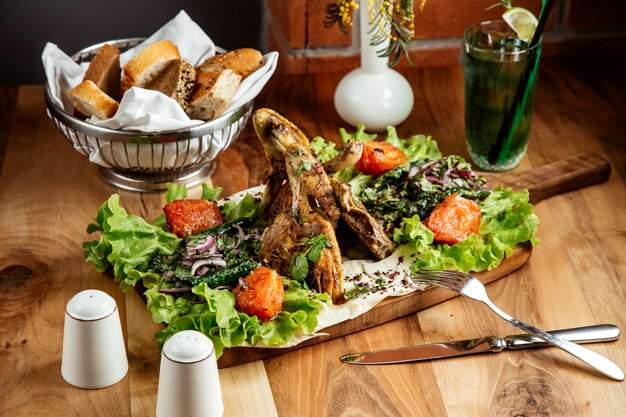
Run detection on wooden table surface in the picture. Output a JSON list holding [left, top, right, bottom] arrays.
[[1, 54, 625, 416]]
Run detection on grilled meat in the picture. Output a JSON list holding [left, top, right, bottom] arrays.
[[253, 108, 310, 214], [331, 179, 395, 260], [253, 108, 399, 302], [283, 140, 340, 223], [258, 208, 298, 275], [321, 140, 364, 174], [258, 195, 343, 303], [255, 109, 344, 303], [297, 210, 344, 303]]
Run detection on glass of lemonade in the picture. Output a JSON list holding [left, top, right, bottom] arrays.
[[464, 20, 541, 171]]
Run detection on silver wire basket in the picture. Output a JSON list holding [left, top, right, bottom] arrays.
[[45, 38, 254, 192]]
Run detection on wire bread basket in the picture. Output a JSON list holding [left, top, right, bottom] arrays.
[[45, 38, 254, 192]]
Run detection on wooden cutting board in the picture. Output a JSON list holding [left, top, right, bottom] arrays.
[[216, 153, 611, 368]]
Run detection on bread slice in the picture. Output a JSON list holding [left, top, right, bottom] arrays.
[[185, 69, 242, 120], [121, 40, 181, 95], [145, 60, 196, 108], [68, 80, 119, 119], [83, 43, 121, 100], [197, 48, 263, 79]]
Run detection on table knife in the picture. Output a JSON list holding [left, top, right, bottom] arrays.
[[340, 324, 620, 365]]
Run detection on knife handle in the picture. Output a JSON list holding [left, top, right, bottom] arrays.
[[504, 324, 620, 349]]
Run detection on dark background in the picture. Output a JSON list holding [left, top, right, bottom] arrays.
[[0, 0, 264, 84]]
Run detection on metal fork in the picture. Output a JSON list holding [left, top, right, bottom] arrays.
[[412, 270, 624, 381]]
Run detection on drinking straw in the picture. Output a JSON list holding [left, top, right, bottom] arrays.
[[488, 0, 554, 165]]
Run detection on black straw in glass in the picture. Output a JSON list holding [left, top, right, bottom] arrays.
[[487, 0, 555, 165]]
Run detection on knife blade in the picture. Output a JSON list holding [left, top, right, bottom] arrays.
[[340, 324, 620, 365]]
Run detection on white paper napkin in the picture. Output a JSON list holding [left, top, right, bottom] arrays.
[[89, 87, 205, 131], [42, 9, 278, 134], [118, 10, 215, 68], [42, 42, 85, 112]]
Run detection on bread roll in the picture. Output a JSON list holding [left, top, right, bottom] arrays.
[[83, 43, 121, 100], [197, 48, 263, 79], [185, 69, 242, 120], [68, 80, 119, 119], [121, 40, 181, 94], [145, 60, 196, 108]]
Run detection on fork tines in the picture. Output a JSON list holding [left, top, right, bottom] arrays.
[[411, 270, 467, 290]]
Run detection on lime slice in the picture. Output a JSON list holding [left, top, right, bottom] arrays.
[[502, 7, 538, 43]]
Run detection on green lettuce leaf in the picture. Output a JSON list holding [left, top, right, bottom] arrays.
[[153, 279, 329, 358], [83, 194, 181, 290], [326, 125, 443, 187], [201, 183, 223, 200], [479, 186, 540, 258], [383, 126, 443, 162], [242, 280, 330, 347], [221, 193, 263, 222], [154, 284, 258, 358], [393, 187, 539, 272], [339, 124, 378, 143], [311, 136, 339, 163], [144, 284, 193, 324], [346, 172, 374, 196], [165, 183, 188, 202], [392, 215, 435, 253]]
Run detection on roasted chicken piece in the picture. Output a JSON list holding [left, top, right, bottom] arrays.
[[259, 184, 344, 304], [297, 211, 344, 303], [258, 205, 298, 273], [253, 108, 400, 302], [321, 140, 364, 174], [253, 108, 310, 162], [255, 109, 344, 303], [319, 140, 396, 258], [259, 183, 299, 275], [253, 108, 310, 214], [331, 179, 395, 260], [284, 142, 343, 301], [282, 138, 340, 223]]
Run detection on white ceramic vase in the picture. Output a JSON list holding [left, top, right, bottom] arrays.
[[334, 5, 414, 132]]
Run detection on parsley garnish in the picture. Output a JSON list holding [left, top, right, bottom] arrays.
[[289, 234, 333, 285], [296, 159, 312, 176]]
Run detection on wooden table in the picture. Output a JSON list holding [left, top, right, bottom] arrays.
[[1, 54, 625, 416]]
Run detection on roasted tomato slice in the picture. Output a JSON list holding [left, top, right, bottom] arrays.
[[163, 199, 223, 238], [233, 266, 284, 321], [355, 141, 407, 176], [423, 193, 482, 245]]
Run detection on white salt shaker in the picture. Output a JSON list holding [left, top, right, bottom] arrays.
[[157, 330, 224, 417], [61, 289, 128, 389]]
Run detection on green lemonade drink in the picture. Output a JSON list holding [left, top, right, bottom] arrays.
[[464, 20, 541, 171]]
